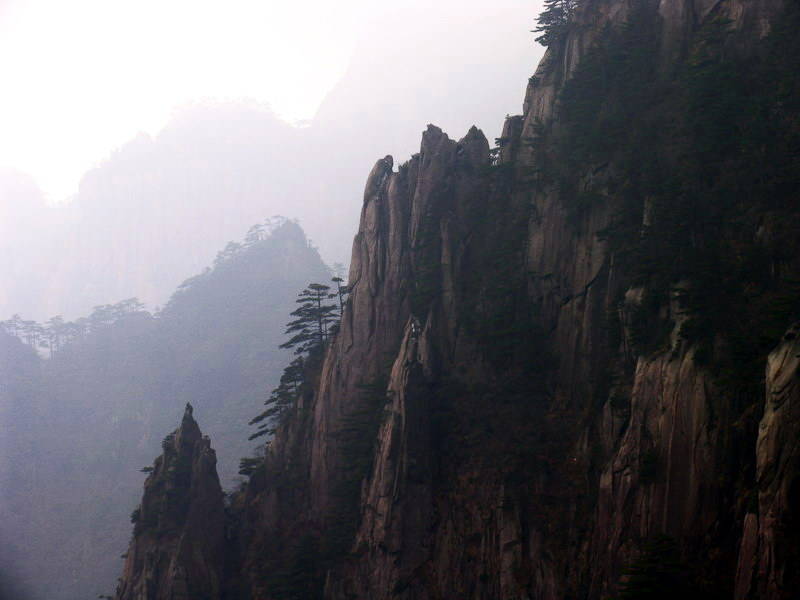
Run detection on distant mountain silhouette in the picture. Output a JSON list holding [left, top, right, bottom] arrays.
[[0, 221, 330, 600]]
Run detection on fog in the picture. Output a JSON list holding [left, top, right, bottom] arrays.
[[0, 0, 543, 321]]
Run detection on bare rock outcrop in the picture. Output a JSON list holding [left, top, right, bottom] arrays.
[[735, 324, 800, 599], [114, 404, 225, 600]]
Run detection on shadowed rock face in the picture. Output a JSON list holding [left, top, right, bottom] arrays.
[[736, 324, 800, 599], [114, 405, 225, 600], [111, 0, 800, 597], [259, 0, 796, 597]]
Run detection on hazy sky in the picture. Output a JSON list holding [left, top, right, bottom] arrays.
[[0, 0, 367, 202], [0, 0, 542, 204]]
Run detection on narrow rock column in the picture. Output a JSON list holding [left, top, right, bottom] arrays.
[[114, 404, 226, 600]]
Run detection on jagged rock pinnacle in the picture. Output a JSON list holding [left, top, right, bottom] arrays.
[[114, 411, 225, 600]]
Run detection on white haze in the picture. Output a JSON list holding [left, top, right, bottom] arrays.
[[0, 0, 544, 320], [0, 0, 363, 201]]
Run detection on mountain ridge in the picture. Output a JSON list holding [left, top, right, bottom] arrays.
[[110, 0, 800, 596], [0, 221, 331, 600]]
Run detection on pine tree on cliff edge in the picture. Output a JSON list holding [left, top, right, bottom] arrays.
[[534, 0, 579, 46], [247, 281, 342, 443], [279, 283, 337, 355]]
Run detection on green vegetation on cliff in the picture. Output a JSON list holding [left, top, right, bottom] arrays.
[[547, 0, 800, 393]]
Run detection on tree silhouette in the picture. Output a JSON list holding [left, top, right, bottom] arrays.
[[44, 316, 65, 355], [244, 223, 266, 245], [248, 356, 305, 440], [534, 0, 579, 46], [331, 276, 351, 315], [248, 279, 340, 442], [279, 283, 337, 355]]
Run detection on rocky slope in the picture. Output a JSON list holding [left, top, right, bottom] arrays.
[[114, 0, 800, 597]]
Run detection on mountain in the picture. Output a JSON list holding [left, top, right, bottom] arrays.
[[304, 0, 541, 265], [0, 169, 60, 319], [114, 405, 227, 600], [0, 1, 542, 323], [0, 330, 41, 600], [2, 103, 306, 321], [113, 0, 800, 597], [0, 220, 330, 600]]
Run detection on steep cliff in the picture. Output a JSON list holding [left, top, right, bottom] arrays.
[[114, 405, 226, 600], [115, 0, 800, 597], [736, 324, 800, 599]]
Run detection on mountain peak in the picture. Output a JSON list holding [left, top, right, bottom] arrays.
[[114, 411, 225, 600]]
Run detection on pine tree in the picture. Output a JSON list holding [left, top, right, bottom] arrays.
[[238, 457, 262, 476], [44, 316, 65, 355], [328, 276, 350, 336], [330, 277, 348, 316], [280, 283, 337, 355], [248, 357, 305, 440], [244, 223, 266, 245], [248, 282, 337, 442], [533, 0, 578, 46]]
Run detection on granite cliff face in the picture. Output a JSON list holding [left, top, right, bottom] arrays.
[[113, 0, 800, 597], [736, 324, 800, 599], [114, 405, 226, 600]]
